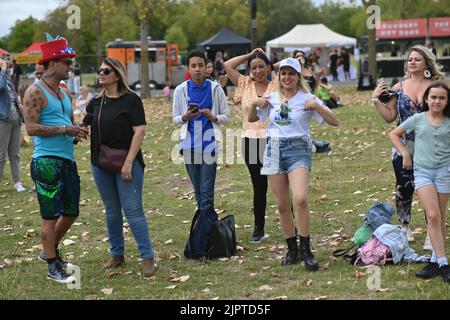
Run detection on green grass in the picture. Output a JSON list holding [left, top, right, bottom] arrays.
[[0, 87, 449, 300]]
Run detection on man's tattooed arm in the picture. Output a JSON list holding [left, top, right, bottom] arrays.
[[23, 85, 66, 136]]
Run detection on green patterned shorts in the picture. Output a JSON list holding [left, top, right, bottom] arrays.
[[30, 156, 80, 220]]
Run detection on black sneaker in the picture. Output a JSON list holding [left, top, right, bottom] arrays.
[[47, 260, 76, 284], [416, 262, 440, 279], [439, 264, 450, 283], [38, 249, 73, 269], [249, 228, 268, 243]]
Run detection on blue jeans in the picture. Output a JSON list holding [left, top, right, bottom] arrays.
[[184, 152, 217, 211], [92, 161, 154, 259]]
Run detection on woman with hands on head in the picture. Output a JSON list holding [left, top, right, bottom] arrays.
[[372, 45, 444, 246], [224, 48, 278, 243], [248, 58, 338, 271]]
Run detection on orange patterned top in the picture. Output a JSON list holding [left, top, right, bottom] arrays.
[[233, 75, 278, 138]]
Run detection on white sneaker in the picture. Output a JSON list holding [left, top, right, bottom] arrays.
[[423, 233, 433, 251], [14, 182, 26, 192], [403, 225, 415, 242]]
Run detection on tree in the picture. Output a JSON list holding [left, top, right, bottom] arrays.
[[4, 16, 39, 52], [258, 0, 319, 42], [169, 0, 250, 49], [362, 0, 377, 81], [136, 1, 151, 99], [317, 2, 362, 38], [165, 25, 188, 51]]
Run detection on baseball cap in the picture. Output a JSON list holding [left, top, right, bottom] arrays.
[[279, 57, 301, 73]]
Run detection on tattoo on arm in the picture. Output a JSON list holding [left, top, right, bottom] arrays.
[[23, 86, 64, 136]]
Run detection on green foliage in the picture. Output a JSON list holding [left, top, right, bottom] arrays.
[[165, 25, 188, 51], [3, 0, 450, 57], [3, 16, 39, 52], [167, 0, 250, 48], [318, 2, 363, 38], [35, 0, 138, 57], [258, 0, 320, 42]]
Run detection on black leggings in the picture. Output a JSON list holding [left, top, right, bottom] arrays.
[[242, 137, 268, 230]]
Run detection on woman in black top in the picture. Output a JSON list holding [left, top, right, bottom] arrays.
[[86, 57, 157, 277], [293, 50, 318, 92]]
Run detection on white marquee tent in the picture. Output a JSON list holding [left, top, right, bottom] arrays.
[[266, 24, 357, 57]]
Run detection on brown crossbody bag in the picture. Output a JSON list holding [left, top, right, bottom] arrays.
[[97, 94, 129, 172]]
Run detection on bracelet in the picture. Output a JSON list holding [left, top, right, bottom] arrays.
[[371, 97, 379, 103]]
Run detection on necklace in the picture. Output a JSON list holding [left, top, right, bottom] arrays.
[[41, 78, 65, 114]]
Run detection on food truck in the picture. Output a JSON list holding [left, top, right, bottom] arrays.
[[106, 38, 187, 89]]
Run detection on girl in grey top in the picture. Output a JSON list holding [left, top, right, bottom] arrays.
[[389, 82, 450, 283]]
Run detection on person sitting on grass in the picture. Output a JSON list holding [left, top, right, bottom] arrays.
[[315, 77, 343, 109]]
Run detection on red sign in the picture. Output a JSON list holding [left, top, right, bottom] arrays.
[[430, 17, 450, 37], [376, 19, 427, 40]]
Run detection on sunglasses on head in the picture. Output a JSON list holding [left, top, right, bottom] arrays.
[[96, 67, 113, 75]]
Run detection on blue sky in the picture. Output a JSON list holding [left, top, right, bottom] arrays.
[[0, 0, 341, 38]]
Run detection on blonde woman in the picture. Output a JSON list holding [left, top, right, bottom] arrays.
[[74, 85, 93, 116], [249, 58, 339, 270], [372, 45, 445, 247], [86, 57, 157, 277]]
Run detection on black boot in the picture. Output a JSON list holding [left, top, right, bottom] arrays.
[[281, 237, 299, 266], [299, 236, 319, 271]]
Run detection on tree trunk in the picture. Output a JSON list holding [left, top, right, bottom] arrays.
[[250, 0, 257, 50], [140, 15, 150, 99], [367, 0, 377, 80], [95, 1, 103, 66]]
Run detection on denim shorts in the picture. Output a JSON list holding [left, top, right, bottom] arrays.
[[30, 156, 80, 220], [414, 165, 450, 193], [261, 138, 312, 175]]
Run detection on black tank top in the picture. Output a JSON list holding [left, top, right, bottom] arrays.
[[303, 75, 316, 92]]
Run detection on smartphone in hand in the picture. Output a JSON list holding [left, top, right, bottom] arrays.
[[188, 103, 199, 113]]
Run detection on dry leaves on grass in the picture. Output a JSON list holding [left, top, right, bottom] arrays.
[[258, 285, 273, 291], [272, 296, 288, 300], [301, 279, 313, 287], [170, 275, 190, 282], [101, 288, 114, 295], [158, 252, 178, 261], [62, 239, 75, 246]]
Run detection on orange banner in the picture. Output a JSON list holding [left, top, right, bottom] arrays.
[[14, 54, 42, 64]]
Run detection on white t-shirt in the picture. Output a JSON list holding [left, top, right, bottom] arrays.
[[257, 91, 325, 140]]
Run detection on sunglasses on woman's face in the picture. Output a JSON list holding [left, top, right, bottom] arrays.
[[96, 67, 113, 75]]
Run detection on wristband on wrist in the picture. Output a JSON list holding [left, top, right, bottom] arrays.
[[371, 96, 379, 103]]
